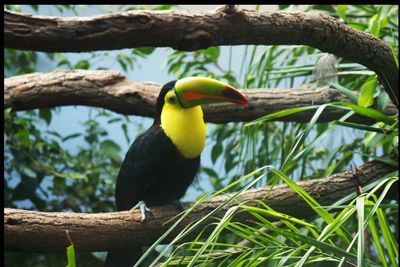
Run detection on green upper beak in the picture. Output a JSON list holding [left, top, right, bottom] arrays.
[[174, 77, 248, 108]]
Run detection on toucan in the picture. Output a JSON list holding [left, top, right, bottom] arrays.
[[104, 77, 248, 267]]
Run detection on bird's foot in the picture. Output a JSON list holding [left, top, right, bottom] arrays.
[[130, 200, 151, 223]]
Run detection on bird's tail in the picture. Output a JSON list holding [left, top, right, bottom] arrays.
[[104, 249, 142, 267]]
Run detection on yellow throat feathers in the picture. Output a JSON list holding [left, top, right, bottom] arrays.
[[161, 102, 206, 159]]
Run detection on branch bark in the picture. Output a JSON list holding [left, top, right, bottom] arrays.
[[4, 7, 398, 106], [4, 70, 397, 124], [4, 160, 396, 252]]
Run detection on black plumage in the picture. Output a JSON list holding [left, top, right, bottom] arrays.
[[115, 80, 200, 210], [115, 123, 200, 210]]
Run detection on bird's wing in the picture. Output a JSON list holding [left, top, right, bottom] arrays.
[[115, 125, 167, 211]]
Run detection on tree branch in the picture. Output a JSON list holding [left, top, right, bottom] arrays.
[[4, 7, 398, 106], [4, 70, 397, 124], [4, 160, 396, 252]]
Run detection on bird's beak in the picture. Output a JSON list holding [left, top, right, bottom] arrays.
[[174, 77, 248, 108]]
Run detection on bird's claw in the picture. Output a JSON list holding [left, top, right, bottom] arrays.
[[130, 200, 151, 223]]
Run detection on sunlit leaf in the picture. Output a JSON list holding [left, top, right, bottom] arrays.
[[66, 243, 76, 267], [358, 75, 377, 107], [204, 47, 220, 62], [334, 102, 395, 124], [368, 14, 381, 37], [337, 5, 347, 20]]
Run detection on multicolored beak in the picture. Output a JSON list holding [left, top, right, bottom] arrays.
[[174, 77, 248, 108]]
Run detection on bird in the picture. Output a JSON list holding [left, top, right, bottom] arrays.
[[104, 77, 248, 267]]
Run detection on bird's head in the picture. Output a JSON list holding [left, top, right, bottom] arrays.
[[156, 77, 248, 116]]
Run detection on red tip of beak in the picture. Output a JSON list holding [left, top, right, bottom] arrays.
[[222, 86, 249, 106]]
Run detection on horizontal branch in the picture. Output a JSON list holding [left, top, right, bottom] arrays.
[[4, 6, 398, 106], [4, 70, 397, 124], [4, 160, 397, 253]]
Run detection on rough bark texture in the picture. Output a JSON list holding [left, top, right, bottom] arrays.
[[4, 70, 397, 124], [4, 7, 398, 106], [4, 160, 396, 253]]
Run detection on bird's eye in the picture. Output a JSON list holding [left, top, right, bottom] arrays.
[[168, 96, 176, 103]]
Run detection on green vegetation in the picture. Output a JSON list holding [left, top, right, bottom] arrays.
[[4, 5, 398, 267]]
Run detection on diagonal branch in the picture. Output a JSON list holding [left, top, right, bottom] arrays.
[[4, 70, 397, 124], [4, 160, 397, 253], [4, 6, 398, 106]]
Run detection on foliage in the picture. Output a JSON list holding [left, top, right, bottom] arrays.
[[4, 4, 398, 267], [143, 171, 397, 267], [4, 4, 163, 266], [145, 4, 399, 267]]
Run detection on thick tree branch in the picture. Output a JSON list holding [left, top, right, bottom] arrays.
[[4, 160, 397, 252], [4, 70, 397, 124], [4, 7, 398, 106]]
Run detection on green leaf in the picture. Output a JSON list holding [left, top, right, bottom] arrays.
[[21, 166, 37, 179], [211, 143, 223, 164], [201, 167, 218, 178], [224, 157, 236, 174], [376, 206, 398, 266], [62, 133, 81, 142], [356, 196, 365, 267], [137, 47, 156, 55], [334, 102, 395, 124], [333, 120, 394, 134], [66, 244, 76, 267], [53, 176, 66, 189], [365, 155, 399, 168], [245, 106, 318, 126], [358, 75, 377, 107], [46, 130, 63, 140], [152, 5, 175, 10], [133, 47, 156, 58], [107, 117, 122, 124], [278, 5, 291, 10], [30, 5, 38, 11], [348, 22, 365, 31], [337, 5, 347, 20], [376, 89, 390, 112], [74, 59, 90, 69], [100, 140, 121, 156], [204, 47, 220, 61], [309, 5, 336, 13], [17, 128, 31, 147], [242, 205, 316, 228], [39, 108, 52, 125], [368, 14, 381, 37], [56, 58, 71, 68], [66, 172, 87, 180], [121, 123, 130, 144], [117, 58, 127, 71], [367, 202, 389, 267], [329, 82, 358, 104]]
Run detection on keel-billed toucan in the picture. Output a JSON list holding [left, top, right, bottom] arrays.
[[105, 77, 247, 267]]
